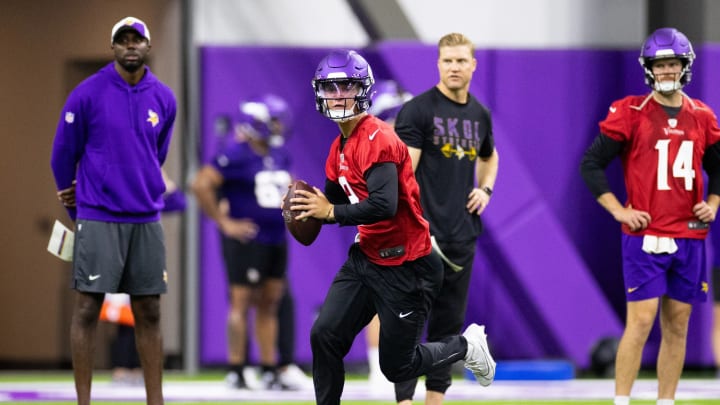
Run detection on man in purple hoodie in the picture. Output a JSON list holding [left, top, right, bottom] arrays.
[[51, 16, 176, 405]]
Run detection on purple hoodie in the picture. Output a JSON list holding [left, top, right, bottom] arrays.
[[51, 62, 177, 223]]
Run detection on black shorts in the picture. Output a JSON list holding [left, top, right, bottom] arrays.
[[221, 236, 287, 286], [72, 220, 167, 295]]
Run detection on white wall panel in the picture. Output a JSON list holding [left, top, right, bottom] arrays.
[[398, 0, 646, 48], [194, 0, 369, 46], [194, 0, 645, 48]]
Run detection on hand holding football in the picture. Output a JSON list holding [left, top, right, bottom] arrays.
[[282, 180, 323, 246]]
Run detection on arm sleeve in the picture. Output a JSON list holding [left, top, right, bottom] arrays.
[[332, 162, 398, 226], [478, 107, 495, 158], [156, 95, 177, 165], [162, 189, 187, 212], [50, 95, 85, 191], [395, 101, 426, 149], [704, 141, 720, 196], [324, 179, 351, 205], [50, 94, 86, 221], [579, 133, 624, 198]]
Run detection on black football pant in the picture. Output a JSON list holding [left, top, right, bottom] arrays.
[[394, 238, 477, 401], [310, 243, 468, 405], [277, 289, 295, 367]]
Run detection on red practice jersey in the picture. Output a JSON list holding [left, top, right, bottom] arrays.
[[325, 115, 431, 265], [600, 93, 720, 238]]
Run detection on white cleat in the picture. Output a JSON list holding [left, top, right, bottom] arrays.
[[463, 323, 496, 386], [277, 364, 313, 390]]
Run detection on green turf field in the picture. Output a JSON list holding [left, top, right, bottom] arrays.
[[6, 401, 720, 405], [1, 371, 719, 404]]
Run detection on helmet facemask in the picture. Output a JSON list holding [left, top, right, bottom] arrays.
[[312, 50, 375, 123], [313, 78, 372, 122], [638, 27, 695, 95], [642, 57, 692, 95]]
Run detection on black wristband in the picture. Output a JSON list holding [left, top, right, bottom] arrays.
[[481, 186, 493, 197]]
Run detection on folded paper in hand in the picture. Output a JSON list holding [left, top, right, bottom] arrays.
[[47, 220, 74, 262]]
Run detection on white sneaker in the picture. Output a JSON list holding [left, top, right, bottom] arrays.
[[278, 364, 313, 390], [243, 367, 263, 390], [463, 323, 496, 386], [261, 370, 283, 391], [225, 370, 248, 389]]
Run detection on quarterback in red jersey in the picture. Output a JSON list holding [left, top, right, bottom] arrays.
[[323, 116, 429, 265], [600, 94, 720, 238], [289, 49, 495, 405], [581, 28, 720, 405]]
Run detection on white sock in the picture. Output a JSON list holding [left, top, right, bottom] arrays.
[[657, 400, 674, 405], [368, 347, 381, 377], [614, 396, 630, 405]]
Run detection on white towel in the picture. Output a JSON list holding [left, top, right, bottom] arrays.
[[641, 235, 678, 254]]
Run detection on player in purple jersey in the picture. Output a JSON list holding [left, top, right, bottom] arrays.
[[254, 94, 314, 390], [192, 98, 293, 390], [51, 16, 176, 405], [210, 94, 311, 390], [580, 28, 720, 405], [393, 33, 498, 405]]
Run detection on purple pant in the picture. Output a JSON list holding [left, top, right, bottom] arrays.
[[621, 234, 708, 303]]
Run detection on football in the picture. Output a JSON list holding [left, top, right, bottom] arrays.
[[282, 180, 323, 246]]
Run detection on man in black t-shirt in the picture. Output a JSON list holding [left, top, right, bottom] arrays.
[[394, 32, 499, 405]]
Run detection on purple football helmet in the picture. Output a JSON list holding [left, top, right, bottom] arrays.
[[312, 50, 375, 122], [639, 27, 695, 93], [245, 93, 293, 135], [368, 80, 412, 122], [235, 103, 272, 141]]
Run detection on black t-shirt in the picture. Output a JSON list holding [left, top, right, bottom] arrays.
[[395, 87, 494, 241]]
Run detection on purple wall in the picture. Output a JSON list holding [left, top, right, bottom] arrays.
[[198, 43, 719, 370]]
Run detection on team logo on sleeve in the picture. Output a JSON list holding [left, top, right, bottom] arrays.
[[216, 154, 229, 167], [147, 109, 160, 127], [65, 112, 75, 124]]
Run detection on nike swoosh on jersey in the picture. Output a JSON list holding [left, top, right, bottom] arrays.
[[89, 274, 101, 281], [369, 129, 380, 141], [399, 311, 413, 318]]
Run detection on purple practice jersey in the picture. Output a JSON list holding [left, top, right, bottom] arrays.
[[212, 141, 292, 244]]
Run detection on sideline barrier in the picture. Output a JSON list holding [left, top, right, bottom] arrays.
[[466, 359, 575, 381]]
